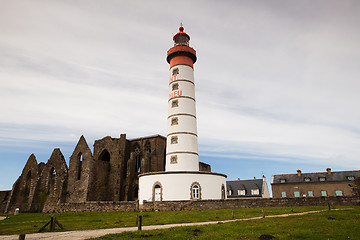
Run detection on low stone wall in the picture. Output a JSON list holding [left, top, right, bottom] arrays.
[[140, 196, 360, 211], [40, 196, 360, 213], [43, 201, 138, 213]]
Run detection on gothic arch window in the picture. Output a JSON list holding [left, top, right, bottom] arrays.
[[133, 143, 141, 173], [77, 152, 83, 180], [152, 181, 163, 202], [145, 141, 151, 154], [99, 150, 110, 162], [48, 167, 56, 193], [99, 149, 111, 173], [190, 182, 202, 200]]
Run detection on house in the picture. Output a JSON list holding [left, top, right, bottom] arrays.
[[226, 176, 270, 198], [271, 168, 360, 198]]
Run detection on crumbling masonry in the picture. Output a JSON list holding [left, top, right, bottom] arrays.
[[2, 133, 210, 213]]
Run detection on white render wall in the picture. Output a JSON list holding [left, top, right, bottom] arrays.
[[166, 64, 199, 171], [138, 172, 227, 204]]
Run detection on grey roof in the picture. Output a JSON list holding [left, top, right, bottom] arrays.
[[272, 170, 360, 184], [226, 179, 263, 198]]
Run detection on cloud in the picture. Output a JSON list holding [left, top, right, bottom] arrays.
[[1, 0, 360, 190]]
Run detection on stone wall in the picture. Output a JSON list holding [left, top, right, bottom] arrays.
[[41, 196, 360, 213], [42, 201, 138, 213], [140, 196, 360, 211]]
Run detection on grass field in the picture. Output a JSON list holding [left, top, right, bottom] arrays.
[[93, 207, 360, 240], [0, 205, 357, 238]]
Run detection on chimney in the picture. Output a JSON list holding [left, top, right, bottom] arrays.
[[326, 168, 331, 175], [297, 170, 302, 176], [237, 178, 240, 181]]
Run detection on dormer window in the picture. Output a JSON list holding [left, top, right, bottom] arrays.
[[238, 190, 246, 196], [304, 177, 311, 182], [347, 176, 355, 181], [251, 189, 259, 195], [280, 179, 286, 183], [319, 177, 326, 182]]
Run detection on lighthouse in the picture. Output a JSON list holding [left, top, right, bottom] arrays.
[[166, 26, 199, 172], [138, 26, 227, 204]]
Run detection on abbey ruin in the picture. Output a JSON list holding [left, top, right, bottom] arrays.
[[0, 133, 211, 213]]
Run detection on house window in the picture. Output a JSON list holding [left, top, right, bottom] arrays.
[[171, 100, 178, 108], [238, 190, 246, 196], [172, 83, 179, 91], [171, 117, 178, 125], [251, 189, 259, 195], [308, 191, 314, 197], [172, 68, 179, 76], [347, 176, 355, 181], [335, 190, 343, 196], [281, 192, 286, 198], [170, 155, 177, 164], [321, 191, 327, 197], [280, 179, 286, 183], [171, 136, 178, 144], [228, 190, 232, 196], [304, 177, 311, 182], [319, 177, 326, 182], [191, 183, 201, 200], [294, 191, 300, 197]]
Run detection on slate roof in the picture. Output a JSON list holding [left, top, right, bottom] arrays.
[[226, 179, 263, 198], [272, 170, 360, 184]]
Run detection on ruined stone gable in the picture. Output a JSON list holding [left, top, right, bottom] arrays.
[[67, 135, 93, 203], [5, 154, 40, 213], [32, 149, 68, 211]]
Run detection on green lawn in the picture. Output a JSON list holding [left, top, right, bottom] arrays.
[[93, 207, 360, 240], [0, 205, 353, 236]]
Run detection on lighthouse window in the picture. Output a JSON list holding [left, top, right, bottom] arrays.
[[172, 83, 179, 91], [171, 100, 178, 108], [172, 68, 179, 76], [170, 155, 177, 164], [171, 136, 178, 144], [171, 117, 178, 125]]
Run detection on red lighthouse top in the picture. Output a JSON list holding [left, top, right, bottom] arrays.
[[173, 26, 190, 46], [167, 26, 197, 67]]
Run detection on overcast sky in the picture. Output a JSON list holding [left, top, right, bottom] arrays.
[[1, 0, 360, 191]]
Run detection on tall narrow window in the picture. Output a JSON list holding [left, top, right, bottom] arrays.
[[190, 182, 201, 200], [77, 153, 83, 180], [281, 192, 286, 198], [192, 184, 199, 199]]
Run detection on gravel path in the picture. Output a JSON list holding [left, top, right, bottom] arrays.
[[0, 209, 342, 240]]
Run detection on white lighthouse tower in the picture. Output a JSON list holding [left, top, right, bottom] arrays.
[[166, 26, 199, 172], [138, 26, 227, 204]]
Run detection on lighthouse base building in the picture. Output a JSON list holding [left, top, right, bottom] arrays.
[[139, 172, 226, 203], [138, 26, 227, 204]]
